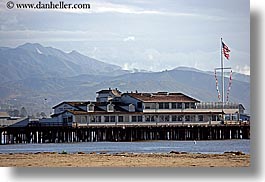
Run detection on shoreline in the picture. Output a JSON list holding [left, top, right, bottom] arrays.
[[0, 151, 250, 167]]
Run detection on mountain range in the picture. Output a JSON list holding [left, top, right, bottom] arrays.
[[0, 43, 250, 114]]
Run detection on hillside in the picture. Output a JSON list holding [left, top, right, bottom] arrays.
[[0, 44, 250, 115], [0, 43, 127, 83]]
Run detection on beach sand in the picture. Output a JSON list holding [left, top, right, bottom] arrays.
[[0, 152, 250, 167]]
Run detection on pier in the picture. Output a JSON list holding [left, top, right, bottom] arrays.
[[0, 89, 250, 145], [0, 123, 250, 144]]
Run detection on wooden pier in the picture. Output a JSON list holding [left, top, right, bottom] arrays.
[[0, 123, 250, 144]]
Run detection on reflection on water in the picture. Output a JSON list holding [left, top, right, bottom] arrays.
[[0, 140, 250, 154]]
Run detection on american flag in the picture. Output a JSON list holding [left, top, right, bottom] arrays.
[[222, 41, 230, 60]]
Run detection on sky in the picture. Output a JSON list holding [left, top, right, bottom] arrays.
[[0, 0, 250, 74]]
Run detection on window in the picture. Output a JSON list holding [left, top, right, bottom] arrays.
[[232, 114, 237, 120], [212, 115, 216, 121], [177, 103, 182, 109], [190, 115, 195, 122], [185, 115, 190, 121], [67, 116, 73, 122], [145, 115, 156, 122], [145, 103, 150, 109], [159, 115, 164, 122], [129, 104, 135, 112], [96, 116, 101, 123], [104, 116, 109, 122], [144, 103, 156, 109], [145, 115, 150, 122], [159, 103, 163, 109], [185, 103, 190, 109], [151, 115, 155, 122], [225, 115, 230, 120], [158, 115, 169, 122], [132, 116, 137, 122], [81, 116, 86, 123], [172, 115, 177, 122], [138, 116, 142, 122], [90, 116, 95, 123], [124, 115, 130, 122], [171, 103, 176, 109], [164, 103, 169, 109], [87, 104, 94, 112], [190, 103, 195, 109], [137, 102, 142, 108], [107, 104, 114, 112], [118, 116, 123, 122], [110, 116, 115, 122], [177, 115, 183, 121], [198, 115, 203, 122]]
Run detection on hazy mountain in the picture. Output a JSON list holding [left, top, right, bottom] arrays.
[[205, 69, 250, 83], [175, 66, 250, 83], [173, 66, 205, 73], [232, 72, 250, 83], [0, 43, 127, 83], [0, 44, 250, 115]]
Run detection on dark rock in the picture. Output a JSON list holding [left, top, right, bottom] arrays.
[[169, 151, 180, 154]]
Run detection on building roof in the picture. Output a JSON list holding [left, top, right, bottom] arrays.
[[0, 112, 10, 118], [65, 110, 142, 115], [125, 92, 200, 103], [96, 88, 122, 97], [239, 104, 245, 110], [52, 101, 91, 109], [67, 110, 89, 115]]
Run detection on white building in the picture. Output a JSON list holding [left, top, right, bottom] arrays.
[[51, 88, 246, 127]]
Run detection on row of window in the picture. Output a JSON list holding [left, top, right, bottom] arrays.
[[75, 114, 226, 123], [144, 102, 196, 110], [145, 115, 207, 122]]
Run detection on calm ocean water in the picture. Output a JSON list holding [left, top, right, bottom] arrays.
[[0, 140, 250, 154]]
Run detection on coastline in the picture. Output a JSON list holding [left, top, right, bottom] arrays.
[[0, 152, 250, 167]]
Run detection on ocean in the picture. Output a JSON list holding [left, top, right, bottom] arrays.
[[0, 139, 250, 154]]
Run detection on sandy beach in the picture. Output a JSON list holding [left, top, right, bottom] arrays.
[[0, 152, 250, 167]]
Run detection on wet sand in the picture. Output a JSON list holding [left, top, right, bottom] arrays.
[[0, 152, 250, 167]]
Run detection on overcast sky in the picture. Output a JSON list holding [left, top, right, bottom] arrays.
[[0, 0, 250, 74]]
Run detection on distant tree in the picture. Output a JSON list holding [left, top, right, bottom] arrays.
[[13, 109, 20, 117], [40, 112, 47, 118], [7, 109, 19, 117], [20, 107, 28, 117], [36, 112, 41, 118]]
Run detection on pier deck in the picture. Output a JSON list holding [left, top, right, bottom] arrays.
[[0, 123, 250, 144]]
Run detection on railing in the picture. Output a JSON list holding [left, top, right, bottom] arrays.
[[196, 102, 239, 109], [25, 120, 250, 128], [143, 102, 240, 110], [74, 120, 250, 128]]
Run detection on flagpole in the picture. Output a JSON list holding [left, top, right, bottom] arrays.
[[221, 37, 224, 122]]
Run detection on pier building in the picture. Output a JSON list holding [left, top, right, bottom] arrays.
[[50, 88, 247, 127]]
